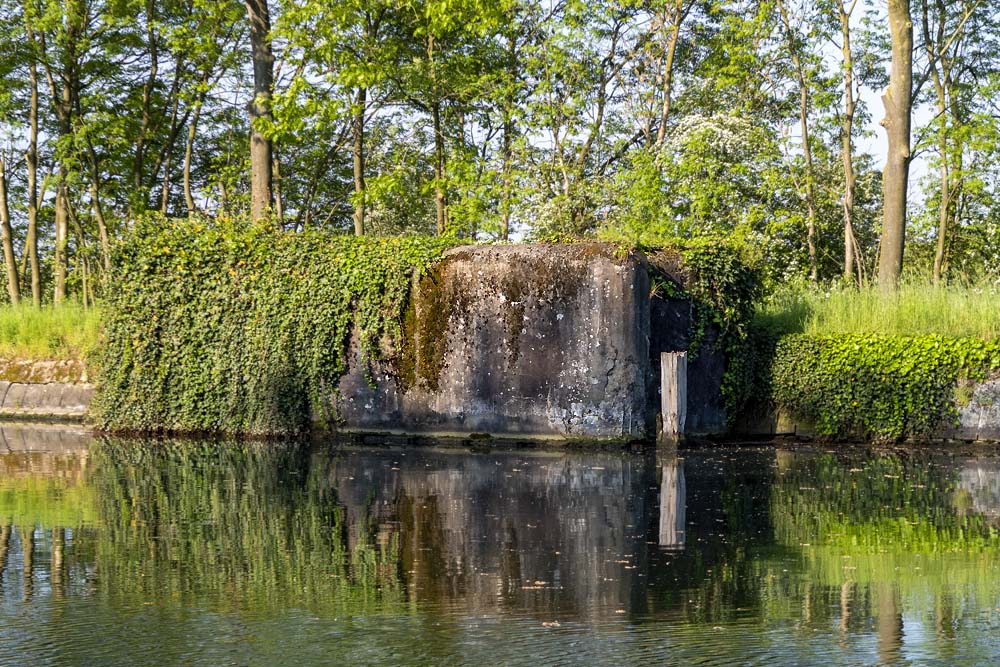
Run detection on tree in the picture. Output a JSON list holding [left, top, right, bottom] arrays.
[[0, 154, 21, 304], [245, 0, 274, 222], [277, 0, 406, 236], [917, 0, 984, 283], [527, 0, 643, 234], [834, 0, 862, 284], [394, 0, 504, 235], [33, 0, 91, 304], [878, 0, 913, 291], [776, 0, 823, 282]]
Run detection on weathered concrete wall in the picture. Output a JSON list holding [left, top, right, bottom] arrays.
[[0, 357, 91, 422], [0, 380, 93, 421], [0, 358, 87, 384], [947, 379, 1000, 441], [334, 244, 652, 439]]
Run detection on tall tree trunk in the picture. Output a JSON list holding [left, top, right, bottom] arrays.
[[432, 99, 447, 235], [499, 21, 519, 242], [54, 168, 70, 306], [878, 0, 913, 291], [501, 115, 513, 241], [245, 0, 274, 223], [799, 89, 818, 284], [69, 206, 89, 309], [25, 49, 41, 307], [778, 0, 819, 282], [40, 2, 84, 306], [925, 0, 948, 284], [85, 141, 111, 271], [838, 0, 859, 284], [158, 54, 185, 215], [654, 1, 687, 146], [932, 128, 950, 285], [924, 0, 967, 285], [133, 0, 159, 215], [183, 83, 208, 215], [0, 158, 21, 304], [352, 87, 366, 237], [272, 150, 283, 224]]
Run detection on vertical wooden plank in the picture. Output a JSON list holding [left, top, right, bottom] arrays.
[[660, 351, 687, 442]]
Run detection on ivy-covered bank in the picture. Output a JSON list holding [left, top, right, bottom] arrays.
[[92, 218, 761, 438], [93, 216, 455, 434], [753, 333, 1000, 442]]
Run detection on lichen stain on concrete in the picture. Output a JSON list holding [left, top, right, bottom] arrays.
[[334, 243, 651, 439]]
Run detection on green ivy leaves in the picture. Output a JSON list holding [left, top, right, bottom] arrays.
[[92, 215, 456, 435], [768, 334, 1000, 441]]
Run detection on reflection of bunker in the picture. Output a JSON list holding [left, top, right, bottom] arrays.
[[334, 244, 727, 440], [314, 447, 776, 621], [322, 447, 658, 617], [957, 461, 1000, 519]]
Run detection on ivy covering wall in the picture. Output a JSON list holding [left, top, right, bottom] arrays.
[[93, 220, 763, 438], [643, 236, 763, 420], [92, 216, 455, 435], [763, 333, 1000, 441]]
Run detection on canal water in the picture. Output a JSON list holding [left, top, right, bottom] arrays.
[[2, 425, 1000, 666]]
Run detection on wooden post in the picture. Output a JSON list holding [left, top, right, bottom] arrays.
[[660, 351, 687, 443]]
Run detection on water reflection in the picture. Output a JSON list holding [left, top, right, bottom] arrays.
[[658, 453, 685, 551], [1, 427, 1000, 665]]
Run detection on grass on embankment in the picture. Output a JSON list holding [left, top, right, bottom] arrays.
[[0, 303, 101, 360], [756, 283, 1000, 339]]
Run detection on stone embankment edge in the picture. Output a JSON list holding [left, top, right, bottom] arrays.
[[0, 380, 93, 423], [7, 377, 1000, 443]]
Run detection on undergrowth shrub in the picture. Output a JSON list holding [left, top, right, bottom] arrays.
[[93, 215, 455, 435], [768, 334, 1000, 440]]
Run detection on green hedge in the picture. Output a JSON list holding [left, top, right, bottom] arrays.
[[92, 216, 455, 435], [767, 333, 1000, 440]]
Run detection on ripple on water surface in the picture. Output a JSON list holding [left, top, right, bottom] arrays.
[[3, 428, 1000, 665]]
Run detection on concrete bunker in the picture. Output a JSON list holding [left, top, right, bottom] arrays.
[[333, 243, 727, 440]]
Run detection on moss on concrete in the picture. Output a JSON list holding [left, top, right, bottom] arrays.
[[399, 263, 456, 392], [0, 358, 88, 384]]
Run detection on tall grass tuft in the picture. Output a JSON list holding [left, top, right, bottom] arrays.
[[0, 303, 101, 360], [757, 282, 1000, 339]]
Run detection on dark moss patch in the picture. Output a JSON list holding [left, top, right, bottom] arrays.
[[399, 263, 456, 393]]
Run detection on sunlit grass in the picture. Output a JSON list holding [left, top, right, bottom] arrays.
[[0, 303, 102, 360], [756, 282, 1000, 339]]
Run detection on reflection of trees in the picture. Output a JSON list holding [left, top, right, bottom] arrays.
[[768, 449, 1000, 651], [81, 438, 403, 615], [770, 450, 998, 553], [0, 438, 405, 617], [7, 434, 1000, 663], [0, 445, 95, 600], [0, 449, 96, 528]]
